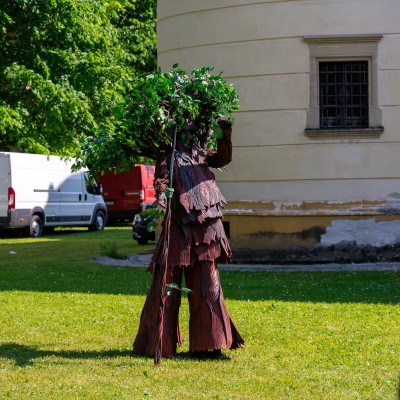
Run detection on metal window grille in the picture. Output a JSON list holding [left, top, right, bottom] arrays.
[[319, 61, 369, 129]]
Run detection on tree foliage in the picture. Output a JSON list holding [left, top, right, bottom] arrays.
[[74, 65, 240, 174], [0, 0, 156, 156]]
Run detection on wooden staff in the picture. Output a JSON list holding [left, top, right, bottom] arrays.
[[154, 124, 177, 365]]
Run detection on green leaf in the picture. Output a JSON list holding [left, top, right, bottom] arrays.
[[166, 283, 192, 293]]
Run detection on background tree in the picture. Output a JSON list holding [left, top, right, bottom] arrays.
[[0, 0, 156, 156]]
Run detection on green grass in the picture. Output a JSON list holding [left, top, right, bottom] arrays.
[[0, 226, 399, 399]]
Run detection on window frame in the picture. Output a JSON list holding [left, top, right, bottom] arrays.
[[304, 35, 383, 139], [319, 60, 369, 129]]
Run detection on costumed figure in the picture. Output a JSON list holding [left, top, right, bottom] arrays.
[[132, 116, 244, 363]]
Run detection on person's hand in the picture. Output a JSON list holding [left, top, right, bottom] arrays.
[[164, 187, 174, 199], [218, 119, 232, 140], [218, 119, 232, 131], [211, 124, 224, 139]]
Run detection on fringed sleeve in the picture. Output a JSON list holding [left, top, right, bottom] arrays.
[[207, 122, 233, 168]]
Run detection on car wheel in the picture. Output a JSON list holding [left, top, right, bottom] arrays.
[[29, 215, 43, 238], [137, 238, 149, 245], [89, 210, 106, 231]]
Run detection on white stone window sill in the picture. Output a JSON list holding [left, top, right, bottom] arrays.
[[305, 127, 384, 139]]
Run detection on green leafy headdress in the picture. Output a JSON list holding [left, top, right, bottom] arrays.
[[74, 65, 239, 174]]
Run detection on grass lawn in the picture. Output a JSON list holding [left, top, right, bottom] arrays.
[[0, 226, 399, 399]]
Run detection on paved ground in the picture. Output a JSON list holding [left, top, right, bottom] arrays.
[[93, 253, 400, 271]]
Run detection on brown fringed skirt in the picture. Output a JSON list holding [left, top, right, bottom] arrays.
[[132, 259, 244, 357]]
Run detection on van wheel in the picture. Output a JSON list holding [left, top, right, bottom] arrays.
[[29, 215, 43, 238], [89, 210, 105, 231]]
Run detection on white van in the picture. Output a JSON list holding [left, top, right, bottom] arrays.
[[0, 152, 107, 237]]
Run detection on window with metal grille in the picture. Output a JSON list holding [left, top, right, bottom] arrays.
[[319, 61, 369, 129]]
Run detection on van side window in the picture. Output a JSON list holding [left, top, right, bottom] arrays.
[[84, 173, 100, 195]]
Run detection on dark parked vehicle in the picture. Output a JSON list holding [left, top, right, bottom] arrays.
[[132, 206, 156, 245]]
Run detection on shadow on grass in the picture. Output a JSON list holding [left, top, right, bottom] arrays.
[[0, 342, 133, 367], [0, 228, 90, 239], [0, 225, 132, 239], [0, 265, 399, 303], [1, 229, 400, 303], [2, 226, 400, 304], [0, 343, 235, 368]]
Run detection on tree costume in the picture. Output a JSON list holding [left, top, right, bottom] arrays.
[[75, 66, 243, 364], [133, 119, 244, 360]]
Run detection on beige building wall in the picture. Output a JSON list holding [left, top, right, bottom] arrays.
[[158, 1, 400, 257]]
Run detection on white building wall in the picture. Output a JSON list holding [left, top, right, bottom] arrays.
[[158, 1, 400, 254]]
